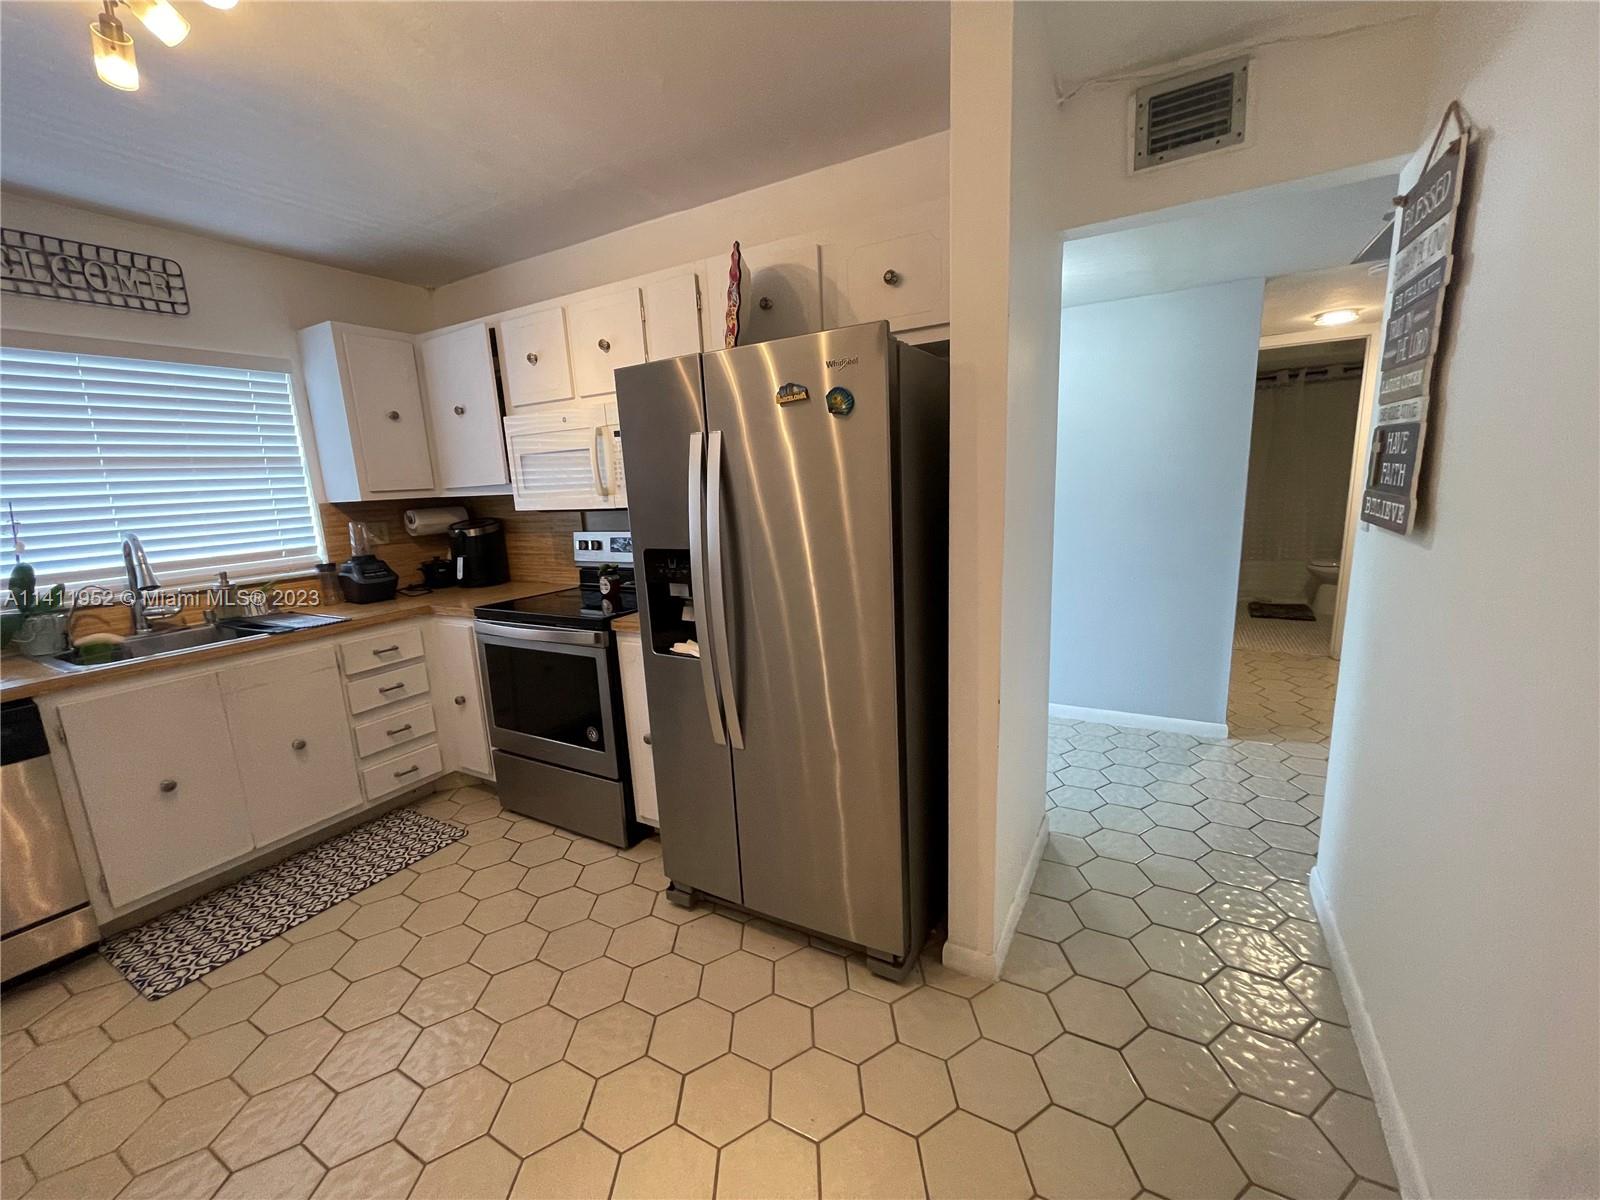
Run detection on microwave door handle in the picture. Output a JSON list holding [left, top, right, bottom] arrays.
[[590, 426, 608, 496], [687, 433, 726, 746], [705, 430, 744, 750]]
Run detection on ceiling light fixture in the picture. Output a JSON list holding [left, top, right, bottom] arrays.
[[1313, 309, 1361, 327], [122, 0, 189, 47], [88, 0, 233, 91], [89, 3, 138, 91]]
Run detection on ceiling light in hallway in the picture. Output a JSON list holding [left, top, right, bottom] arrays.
[[1313, 309, 1361, 327]]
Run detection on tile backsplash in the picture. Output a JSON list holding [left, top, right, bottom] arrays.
[[321, 496, 582, 589]]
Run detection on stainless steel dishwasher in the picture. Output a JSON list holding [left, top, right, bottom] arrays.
[[2, 698, 98, 981]]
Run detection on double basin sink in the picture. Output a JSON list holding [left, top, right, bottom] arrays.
[[40, 614, 349, 673]]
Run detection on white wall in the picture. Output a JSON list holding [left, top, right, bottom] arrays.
[[0, 192, 430, 362], [1049, 5, 1437, 237], [429, 134, 947, 326], [1314, 5, 1600, 1198], [1051, 280, 1264, 730], [942, 2, 1060, 979]]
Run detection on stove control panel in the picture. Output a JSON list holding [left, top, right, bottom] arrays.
[[573, 531, 634, 566]]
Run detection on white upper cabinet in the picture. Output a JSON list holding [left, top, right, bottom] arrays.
[[642, 272, 703, 361], [498, 307, 575, 409], [703, 239, 822, 348], [416, 322, 508, 490], [570, 289, 647, 396], [823, 219, 948, 333], [336, 326, 436, 494]]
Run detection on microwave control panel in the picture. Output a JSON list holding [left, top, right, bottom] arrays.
[[573, 531, 634, 566]]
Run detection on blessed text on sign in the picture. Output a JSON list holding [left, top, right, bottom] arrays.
[[0, 228, 190, 316]]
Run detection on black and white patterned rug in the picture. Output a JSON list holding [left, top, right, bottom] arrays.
[[102, 808, 466, 1000]]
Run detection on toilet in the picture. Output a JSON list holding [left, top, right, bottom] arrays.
[[1307, 559, 1340, 617]]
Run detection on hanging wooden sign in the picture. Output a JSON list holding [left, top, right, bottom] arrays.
[[0, 228, 189, 316], [1360, 104, 1472, 534]]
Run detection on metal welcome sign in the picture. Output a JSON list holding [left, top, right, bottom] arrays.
[[0, 227, 190, 316], [1360, 103, 1473, 535]]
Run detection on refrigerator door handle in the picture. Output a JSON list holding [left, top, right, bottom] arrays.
[[705, 430, 745, 750], [688, 433, 726, 746]]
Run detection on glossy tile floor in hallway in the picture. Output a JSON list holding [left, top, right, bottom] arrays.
[[0, 647, 1393, 1200]]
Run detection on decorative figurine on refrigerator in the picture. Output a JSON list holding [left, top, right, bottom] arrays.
[[724, 240, 744, 348]]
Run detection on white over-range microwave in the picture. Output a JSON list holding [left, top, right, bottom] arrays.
[[503, 401, 627, 511]]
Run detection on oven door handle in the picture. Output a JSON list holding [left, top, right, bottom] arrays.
[[688, 432, 726, 747], [473, 620, 608, 648]]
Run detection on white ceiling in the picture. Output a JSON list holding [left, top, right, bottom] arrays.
[[1260, 262, 1390, 337], [0, 1, 949, 287], [1060, 171, 1398, 309]]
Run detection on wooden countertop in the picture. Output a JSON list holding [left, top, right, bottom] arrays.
[[0, 580, 568, 703], [611, 613, 641, 634]]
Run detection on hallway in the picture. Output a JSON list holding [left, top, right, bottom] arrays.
[[1027, 646, 1393, 1197]]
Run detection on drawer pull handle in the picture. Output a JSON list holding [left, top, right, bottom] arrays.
[[291, 738, 307, 750], [387, 410, 401, 421], [373, 645, 401, 655], [454, 695, 467, 706], [394, 765, 420, 779], [159, 779, 177, 794], [379, 682, 406, 694], [526, 351, 539, 365], [882, 268, 901, 287], [597, 338, 611, 353], [453, 405, 466, 416], [386, 723, 413, 737]]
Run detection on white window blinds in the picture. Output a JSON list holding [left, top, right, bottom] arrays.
[[0, 346, 322, 589]]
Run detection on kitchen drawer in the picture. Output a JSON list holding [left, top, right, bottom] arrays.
[[362, 741, 443, 802], [346, 660, 431, 715], [353, 699, 437, 758], [340, 626, 425, 677]]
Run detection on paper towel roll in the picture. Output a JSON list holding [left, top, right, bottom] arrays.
[[404, 505, 469, 536]]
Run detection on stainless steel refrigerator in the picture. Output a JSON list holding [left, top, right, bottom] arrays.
[[615, 322, 947, 978]]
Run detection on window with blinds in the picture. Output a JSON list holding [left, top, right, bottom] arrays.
[[0, 346, 322, 590]]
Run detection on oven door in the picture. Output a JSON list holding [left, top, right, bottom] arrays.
[[474, 620, 620, 779]]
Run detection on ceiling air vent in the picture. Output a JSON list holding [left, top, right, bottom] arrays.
[[1134, 57, 1248, 170]]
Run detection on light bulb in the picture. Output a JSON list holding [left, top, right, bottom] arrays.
[[90, 12, 138, 91], [1313, 309, 1360, 327], [202, 0, 237, 8], [122, 0, 189, 47]]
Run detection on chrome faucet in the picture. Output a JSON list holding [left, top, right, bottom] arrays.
[[121, 534, 176, 634]]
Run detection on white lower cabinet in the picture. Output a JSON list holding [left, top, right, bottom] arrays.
[[426, 617, 493, 778], [59, 674, 254, 908], [222, 655, 362, 847], [616, 629, 658, 827]]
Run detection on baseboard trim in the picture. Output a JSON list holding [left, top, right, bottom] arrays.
[[1048, 702, 1228, 740], [942, 815, 1049, 981], [1308, 865, 1428, 1199]]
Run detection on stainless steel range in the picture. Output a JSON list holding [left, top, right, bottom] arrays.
[[473, 532, 641, 847]]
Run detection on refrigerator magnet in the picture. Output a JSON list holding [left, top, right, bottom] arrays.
[[825, 386, 855, 416]]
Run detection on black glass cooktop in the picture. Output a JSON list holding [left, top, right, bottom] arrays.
[[474, 587, 636, 630]]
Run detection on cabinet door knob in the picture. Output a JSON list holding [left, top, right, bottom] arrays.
[[642, 733, 652, 746], [454, 695, 467, 706], [758, 296, 773, 311], [526, 351, 539, 365], [453, 405, 466, 416], [158, 779, 177, 793], [291, 738, 307, 750], [386, 410, 401, 421], [882, 268, 902, 287], [597, 338, 611, 353]]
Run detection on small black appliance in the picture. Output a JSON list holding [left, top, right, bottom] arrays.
[[450, 518, 509, 588], [337, 521, 399, 603], [419, 557, 456, 589]]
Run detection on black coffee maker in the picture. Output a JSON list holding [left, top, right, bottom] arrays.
[[449, 518, 509, 587]]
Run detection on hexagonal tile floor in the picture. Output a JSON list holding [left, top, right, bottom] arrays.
[[1, 647, 1394, 1199]]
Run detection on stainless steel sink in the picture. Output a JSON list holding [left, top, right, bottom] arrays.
[[39, 624, 267, 673]]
